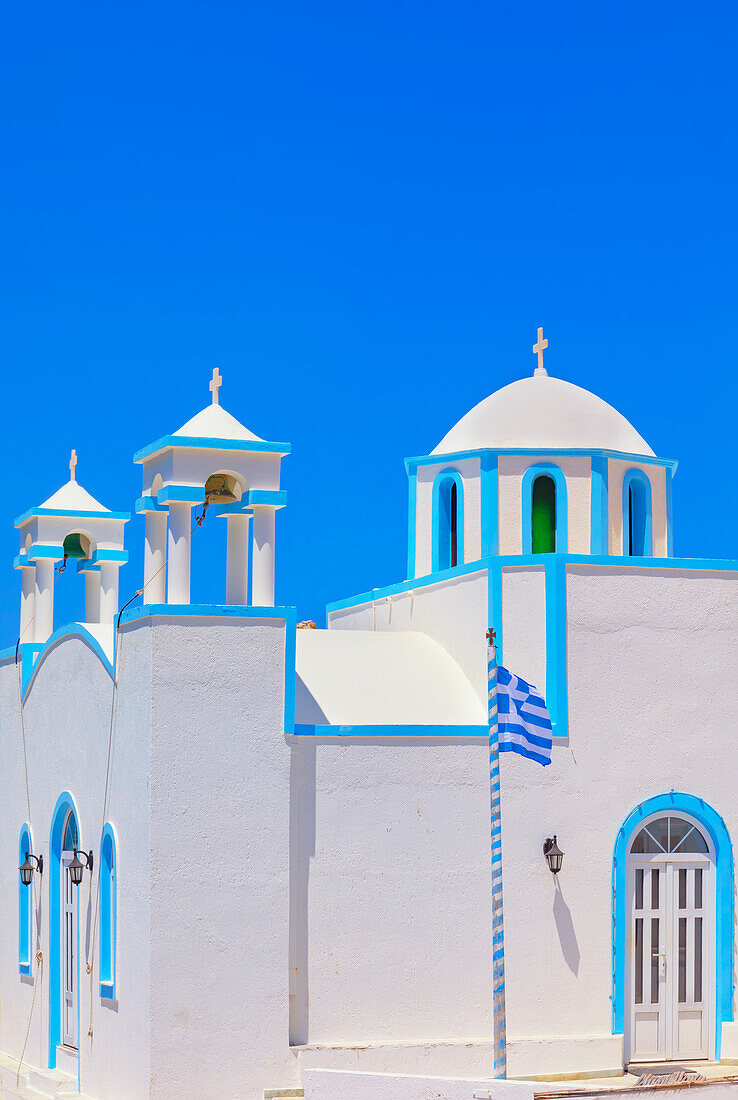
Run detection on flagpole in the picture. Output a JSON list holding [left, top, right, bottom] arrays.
[[487, 626, 507, 1078]]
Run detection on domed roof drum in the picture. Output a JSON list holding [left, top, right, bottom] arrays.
[[432, 374, 654, 457]]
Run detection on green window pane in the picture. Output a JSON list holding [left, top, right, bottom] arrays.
[[532, 476, 556, 553]]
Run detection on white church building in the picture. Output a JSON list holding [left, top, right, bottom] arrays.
[[0, 340, 737, 1099]]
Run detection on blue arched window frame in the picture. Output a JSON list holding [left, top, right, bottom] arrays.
[[432, 469, 464, 572], [622, 468, 653, 557], [521, 463, 568, 554], [612, 792, 734, 1059], [99, 823, 117, 1001], [48, 791, 80, 1068], [18, 823, 32, 975]]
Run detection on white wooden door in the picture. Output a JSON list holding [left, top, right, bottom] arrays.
[[61, 853, 77, 1050], [626, 816, 713, 1064]]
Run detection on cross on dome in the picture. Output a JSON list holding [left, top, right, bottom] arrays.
[[210, 367, 223, 405], [532, 327, 548, 376], [69, 449, 77, 482]]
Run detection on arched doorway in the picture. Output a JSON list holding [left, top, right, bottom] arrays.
[[49, 793, 81, 1068], [626, 813, 714, 1063]]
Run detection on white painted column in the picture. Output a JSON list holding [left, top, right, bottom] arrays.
[[20, 566, 36, 641], [85, 570, 101, 623], [99, 563, 119, 625], [144, 511, 167, 604], [34, 559, 55, 643], [251, 506, 275, 607], [225, 514, 251, 605], [167, 502, 192, 605]]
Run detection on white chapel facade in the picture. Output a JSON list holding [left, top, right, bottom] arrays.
[[0, 343, 736, 1099]]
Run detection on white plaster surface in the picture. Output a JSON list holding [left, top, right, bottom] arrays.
[[295, 628, 485, 726], [302, 1068, 534, 1100], [607, 459, 668, 556], [174, 401, 265, 442], [432, 374, 653, 457], [39, 479, 111, 512]]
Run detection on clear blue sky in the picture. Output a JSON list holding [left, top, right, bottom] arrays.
[[1, 1, 736, 639]]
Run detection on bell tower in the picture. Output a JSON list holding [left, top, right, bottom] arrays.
[[134, 370, 289, 607]]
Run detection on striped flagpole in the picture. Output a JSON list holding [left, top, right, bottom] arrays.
[[487, 627, 507, 1078]]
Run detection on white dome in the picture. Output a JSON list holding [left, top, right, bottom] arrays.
[[432, 373, 654, 457]]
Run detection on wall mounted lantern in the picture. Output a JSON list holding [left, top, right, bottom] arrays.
[[19, 852, 43, 886], [69, 849, 93, 886], [543, 835, 564, 874]]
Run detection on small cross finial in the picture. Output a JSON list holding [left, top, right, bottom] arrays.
[[486, 627, 496, 644], [532, 326, 548, 376], [69, 449, 77, 482], [209, 367, 223, 405]]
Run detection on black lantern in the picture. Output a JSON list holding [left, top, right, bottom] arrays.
[[543, 835, 564, 874], [69, 849, 93, 886], [19, 852, 43, 886]]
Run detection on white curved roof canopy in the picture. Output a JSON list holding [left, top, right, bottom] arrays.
[[433, 374, 654, 457], [296, 629, 485, 726]]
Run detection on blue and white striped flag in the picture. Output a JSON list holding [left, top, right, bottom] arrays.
[[496, 666, 553, 767]]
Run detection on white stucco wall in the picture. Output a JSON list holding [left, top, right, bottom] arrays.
[[498, 455, 591, 555], [146, 616, 297, 1100], [289, 737, 494, 1050], [414, 458, 482, 578]]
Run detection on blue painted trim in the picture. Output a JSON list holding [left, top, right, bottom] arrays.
[[431, 468, 465, 571], [481, 453, 499, 557], [326, 553, 738, 618], [621, 468, 653, 557], [407, 468, 417, 580], [405, 447, 678, 472], [48, 792, 80, 1069], [99, 824, 117, 1000], [612, 792, 734, 1059], [157, 485, 206, 505], [22, 626, 115, 700], [14, 507, 130, 527], [244, 489, 287, 509], [135, 495, 167, 514], [13, 552, 32, 570], [88, 549, 128, 565], [133, 435, 292, 462], [666, 470, 674, 557], [28, 544, 64, 561], [294, 724, 488, 737], [18, 823, 32, 976], [544, 557, 568, 739], [488, 559, 504, 666], [210, 502, 253, 517], [326, 561, 487, 614], [590, 456, 609, 554], [76, 559, 100, 574], [521, 463, 568, 554]]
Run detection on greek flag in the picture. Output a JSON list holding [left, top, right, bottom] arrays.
[[496, 666, 553, 766]]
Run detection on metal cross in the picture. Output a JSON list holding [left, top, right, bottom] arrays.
[[69, 449, 77, 482], [532, 326, 548, 375], [210, 367, 223, 405], [486, 627, 497, 645]]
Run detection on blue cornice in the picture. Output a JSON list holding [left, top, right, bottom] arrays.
[[326, 552, 738, 614], [293, 724, 488, 738], [14, 507, 130, 527], [404, 447, 678, 473], [119, 602, 296, 625], [133, 435, 292, 462]]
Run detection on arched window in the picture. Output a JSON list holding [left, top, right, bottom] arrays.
[[432, 471, 464, 572], [99, 824, 117, 1000], [18, 823, 32, 975], [622, 469, 653, 557], [531, 475, 556, 553], [62, 811, 78, 853]]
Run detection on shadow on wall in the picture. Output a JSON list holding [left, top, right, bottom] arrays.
[[553, 881, 580, 977]]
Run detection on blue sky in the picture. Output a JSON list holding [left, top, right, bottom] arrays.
[[1, 1, 736, 638]]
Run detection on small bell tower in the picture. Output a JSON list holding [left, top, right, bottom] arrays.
[[14, 450, 130, 645], [134, 370, 289, 607]]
